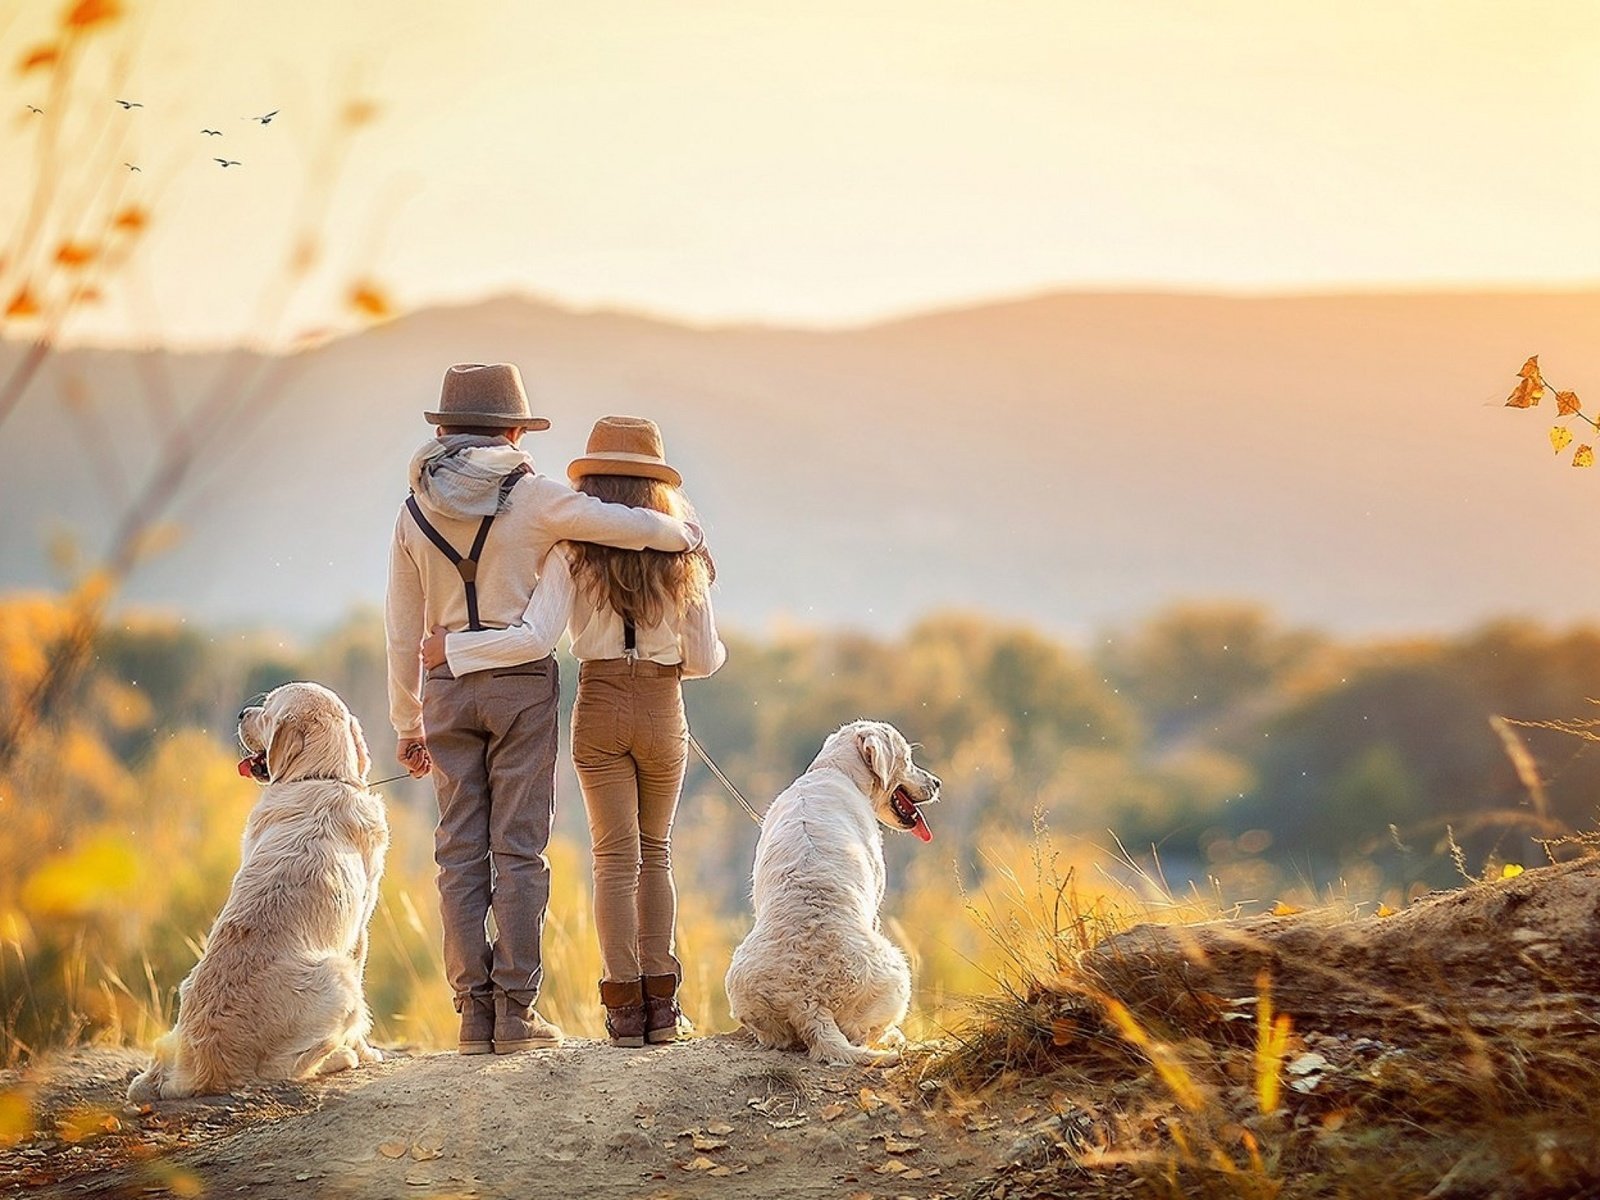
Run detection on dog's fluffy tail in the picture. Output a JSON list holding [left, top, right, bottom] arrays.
[[798, 1006, 899, 1067]]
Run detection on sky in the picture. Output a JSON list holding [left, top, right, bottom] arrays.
[[4, 0, 1599, 345]]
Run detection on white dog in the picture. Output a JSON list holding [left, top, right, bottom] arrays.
[[725, 720, 940, 1065], [128, 682, 389, 1101]]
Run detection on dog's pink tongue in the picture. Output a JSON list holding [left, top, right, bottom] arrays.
[[237, 756, 255, 778], [911, 810, 933, 842]]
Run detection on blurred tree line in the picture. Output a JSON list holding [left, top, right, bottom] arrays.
[[14, 595, 1596, 902], [5, 590, 1598, 1057]]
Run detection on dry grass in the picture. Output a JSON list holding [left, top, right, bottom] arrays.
[[921, 824, 1600, 1199]]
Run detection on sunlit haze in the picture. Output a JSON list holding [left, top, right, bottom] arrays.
[[4, 0, 1598, 345]]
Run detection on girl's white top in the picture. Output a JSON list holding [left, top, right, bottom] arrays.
[[442, 545, 726, 679]]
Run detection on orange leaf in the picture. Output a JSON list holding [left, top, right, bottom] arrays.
[[1556, 390, 1582, 416], [4, 287, 40, 319], [1574, 445, 1595, 469], [53, 242, 96, 269], [62, 0, 122, 30], [1551, 426, 1574, 455], [110, 206, 148, 233], [1506, 376, 1542, 408], [1270, 901, 1302, 917], [1518, 355, 1542, 382], [1375, 903, 1397, 918], [1050, 1017, 1075, 1047], [347, 282, 393, 320], [342, 98, 380, 127], [18, 44, 60, 72]]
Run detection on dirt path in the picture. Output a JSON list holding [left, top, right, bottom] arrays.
[[2, 1037, 1041, 1199]]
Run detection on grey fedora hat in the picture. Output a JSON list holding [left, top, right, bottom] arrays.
[[423, 363, 551, 430]]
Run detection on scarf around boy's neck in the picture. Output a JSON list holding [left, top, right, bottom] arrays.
[[409, 434, 534, 519]]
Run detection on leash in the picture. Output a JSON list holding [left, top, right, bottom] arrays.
[[688, 731, 764, 826], [368, 771, 413, 788]]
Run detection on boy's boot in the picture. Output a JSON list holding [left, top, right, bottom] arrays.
[[600, 979, 647, 1048], [457, 992, 495, 1055], [643, 974, 685, 1044], [493, 991, 564, 1054]]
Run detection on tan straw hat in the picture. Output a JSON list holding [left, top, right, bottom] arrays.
[[567, 415, 682, 486], [423, 362, 551, 430]]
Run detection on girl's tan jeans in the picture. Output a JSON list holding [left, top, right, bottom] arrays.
[[571, 658, 687, 983]]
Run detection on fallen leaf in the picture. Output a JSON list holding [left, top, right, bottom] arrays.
[[409, 1145, 442, 1161], [686, 1155, 716, 1171], [858, 1087, 882, 1111], [1552, 426, 1574, 454], [378, 1140, 408, 1159], [692, 1135, 728, 1151], [818, 1103, 847, 1121], [1375, 903, 1397, 918], [883, 1136, 920, 1154], [1557, 390, 1583, 416], [1050, 1018, 1075, 1047], [1270, 901, 1302, 917], [709, 1166, 732, 1177], [706, 1122, 734, 1135], [875, 1159, 910, 1174], [1013, 1106, 1039, 1124], [768, 1116, 808, 1129], [1287, 1052, 1329, 1076], [1575, 445, 1595, 468], [1502, 863, 1525, 878]]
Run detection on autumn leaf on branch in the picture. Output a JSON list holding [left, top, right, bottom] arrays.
[[1551, 426, 1573, 454], [1574, 445, 1594, 469], [1556, 390, 1583, 417], [1506, 376, 1543, 408]]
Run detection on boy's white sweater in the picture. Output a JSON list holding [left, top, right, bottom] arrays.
[[385, 442, 695, 737]]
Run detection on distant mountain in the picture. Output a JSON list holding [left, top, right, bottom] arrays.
[[3, 289, 1598, 636]]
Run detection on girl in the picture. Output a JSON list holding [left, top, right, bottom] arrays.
[[423, 415, 724, 1045]]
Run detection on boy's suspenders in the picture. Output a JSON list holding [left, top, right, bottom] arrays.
[[623, 616, 637, 658], [405, 464, 531, 632]]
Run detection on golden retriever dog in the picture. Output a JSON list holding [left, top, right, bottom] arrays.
[[128, 682, 388, 1101], [724, 720, 940, 1066]]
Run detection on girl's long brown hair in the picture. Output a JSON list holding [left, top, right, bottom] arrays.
[[568, 474, 714, 625]]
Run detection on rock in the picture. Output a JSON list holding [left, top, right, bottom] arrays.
[[1081, 856, 1600, 1037], [604, 1129, 657, 1162]]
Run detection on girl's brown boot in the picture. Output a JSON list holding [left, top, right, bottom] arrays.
[[643, 974, 684, 1044], [600, 979, 647, 1047]]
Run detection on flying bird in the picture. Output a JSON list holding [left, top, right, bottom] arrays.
[[201, 128, 222, 136], [26, 105, 42, 114], [214, 158, 241, 168], [115, 99, 143, 109], [245, 110, 278, 125], [124, 162, 140, 172]]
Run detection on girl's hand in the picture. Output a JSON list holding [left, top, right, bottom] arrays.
[[421, 625, 449, 670]]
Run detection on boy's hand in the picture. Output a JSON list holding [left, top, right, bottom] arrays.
[[397, 737, 431, 778], [421, 625, 449, 670]]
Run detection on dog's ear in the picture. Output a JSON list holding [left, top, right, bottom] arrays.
[[265, 717, 307, 782], [347, 712, 371, 781], [856, 725, 895, 792]]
